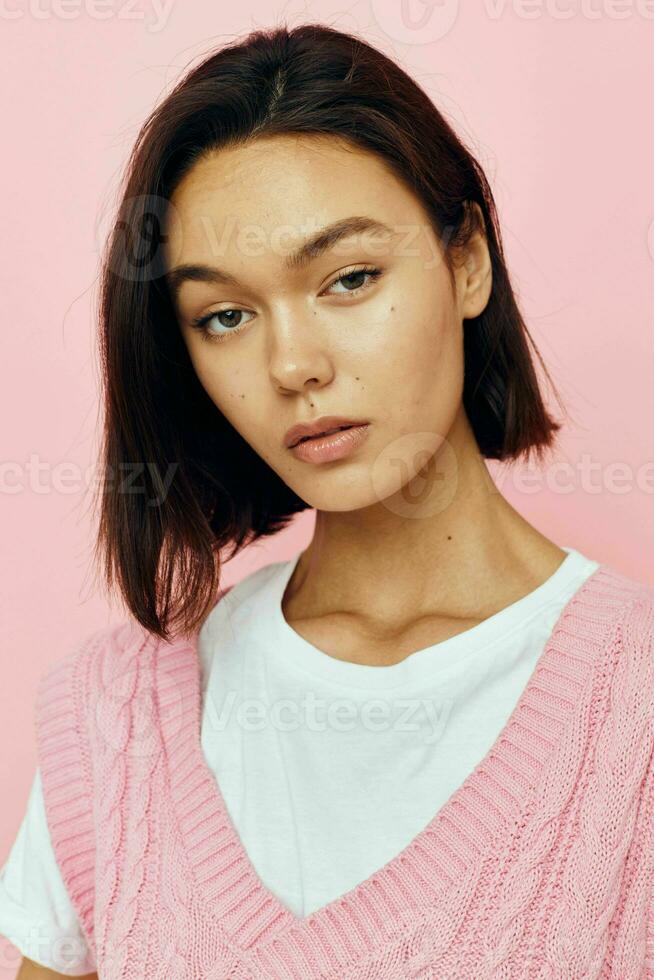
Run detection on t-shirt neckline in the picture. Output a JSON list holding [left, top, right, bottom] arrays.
[[261, 546, 596, 690]]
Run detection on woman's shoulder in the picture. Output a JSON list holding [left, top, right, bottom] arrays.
[[34, 558, 287, 701], [35, 619, 151, 705], [585, 560, 654, 623], [587, 563, 654, 709], [586, 562, 654, 662], [616, 569, 654, 670]]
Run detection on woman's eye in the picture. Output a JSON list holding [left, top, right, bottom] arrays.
[[190, 308, 254, 343], [324, 266, 383, 296]]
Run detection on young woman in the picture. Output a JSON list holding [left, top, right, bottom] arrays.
[[2, 21, 653, 980]]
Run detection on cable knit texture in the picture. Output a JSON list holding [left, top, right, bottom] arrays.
[[34, 564, 654, 979]]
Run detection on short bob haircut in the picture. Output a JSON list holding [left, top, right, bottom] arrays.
[[93, 22, 564, 640]]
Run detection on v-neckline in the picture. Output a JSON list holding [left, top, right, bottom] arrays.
[[155, 561, 622, 973]]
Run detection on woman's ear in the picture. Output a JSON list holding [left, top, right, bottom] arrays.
[[455, 201, 493, 320]]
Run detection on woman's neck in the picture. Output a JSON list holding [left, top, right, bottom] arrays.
[[283, 426, 566, 664]]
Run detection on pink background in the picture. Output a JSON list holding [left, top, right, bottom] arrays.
[[1, 3, 653, 974]]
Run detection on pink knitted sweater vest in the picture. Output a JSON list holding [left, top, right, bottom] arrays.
[[35, 563, 654, 979]]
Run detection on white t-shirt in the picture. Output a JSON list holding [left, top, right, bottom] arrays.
[[0, 545, 600, 975]]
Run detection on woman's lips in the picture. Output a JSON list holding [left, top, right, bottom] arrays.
[[288, 423, 371, 464]]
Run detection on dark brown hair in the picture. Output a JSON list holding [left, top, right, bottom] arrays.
[[93, 22, 564, 640]]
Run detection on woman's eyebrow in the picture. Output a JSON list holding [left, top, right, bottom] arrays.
[[166, 215, 393, 298]]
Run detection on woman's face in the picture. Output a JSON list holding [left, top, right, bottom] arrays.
[[165, 134, 489, 513]]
